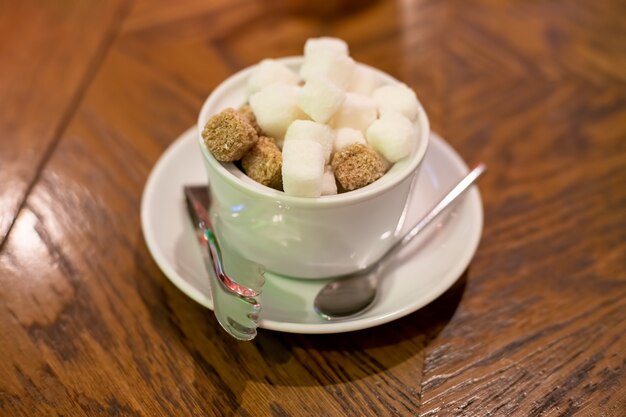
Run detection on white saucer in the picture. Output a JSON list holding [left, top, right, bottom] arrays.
[[141, 127, 483, 334]]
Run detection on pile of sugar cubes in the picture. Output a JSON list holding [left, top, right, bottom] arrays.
[[201, 37, 421, 197]]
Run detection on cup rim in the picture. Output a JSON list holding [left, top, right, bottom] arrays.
[[197, 56, 430, 208]]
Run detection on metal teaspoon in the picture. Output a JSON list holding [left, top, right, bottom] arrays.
[[314, 163, 486, 320]]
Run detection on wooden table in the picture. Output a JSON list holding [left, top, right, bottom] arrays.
[[1, 1, 625, 415]]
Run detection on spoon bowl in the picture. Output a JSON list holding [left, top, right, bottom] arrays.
[[313, 163, 486, 320]]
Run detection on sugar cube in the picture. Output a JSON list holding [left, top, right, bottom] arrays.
[[247, 59, 300, 94], [304, 37, 349, 58], [297, 77, 346, 124], [300, 39, 355, 88], [333, 127, 366, 155], [284, 120, 334, 163], [329, 93, 378, 134], [201, 108, 258, 161], [320, 165, 338, 196], [331, 144, 388, 191], [346, 66, 381, 96], [249, 83, 308, 141], [241, 136, 283, 190], [372, 84, 420, 121], [366, 112, 415, 162], [238, 104, 262, 135], [282, 139, 325, 197]]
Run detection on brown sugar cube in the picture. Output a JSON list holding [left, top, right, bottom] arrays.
[[238, 104, 263, 135], [241, 136, 283, 190], [202, 108, 258, 161], [331, 143, 388, 191]]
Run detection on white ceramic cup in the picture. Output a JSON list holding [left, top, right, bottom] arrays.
[[197, 57, 430, 279]]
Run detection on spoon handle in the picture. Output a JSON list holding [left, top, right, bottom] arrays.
[[184, 186, 261, 298], [395, 163, 486, 250]]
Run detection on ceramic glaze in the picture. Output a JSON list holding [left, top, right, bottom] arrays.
[[197, 57, 430, 278]]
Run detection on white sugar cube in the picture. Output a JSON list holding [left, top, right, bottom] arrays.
[[297, 77, 346, 124], [366, 112, 415, 162], [300, 52, 355, 89], [372, 84, 420, 121], [329, 93, 378, 134], [249, 84, 308, 141], [321, 166, 338, 196], [347, 66, 381, 96], [333, 127, 366, 155], [247, 59, 300, 94], [282, 140, 325, 197], [304, 37, 349, 58], [284, 120, 334, 163]]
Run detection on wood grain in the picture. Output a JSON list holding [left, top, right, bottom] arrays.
[[416, 2, 626, 415], [1, 0, 625, 415], [0, 0, 129, 245]]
